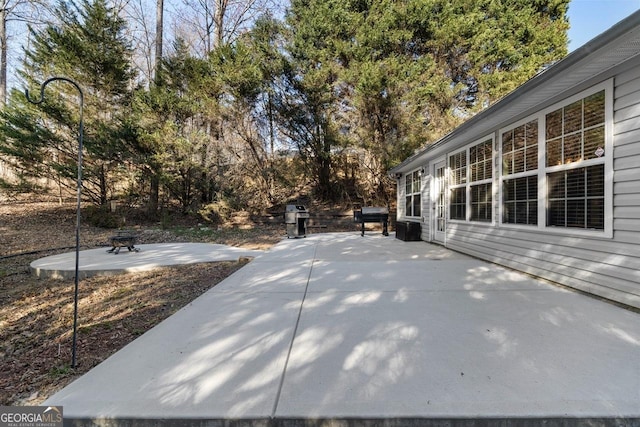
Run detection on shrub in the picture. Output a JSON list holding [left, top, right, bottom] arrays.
[[84, 205, 123, 228], [198, 200, 233, 226]]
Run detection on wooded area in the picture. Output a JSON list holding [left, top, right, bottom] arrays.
[[0, 0, 569, 221]]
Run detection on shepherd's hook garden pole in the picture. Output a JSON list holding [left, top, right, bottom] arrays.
[[25, 77, 84, 369]]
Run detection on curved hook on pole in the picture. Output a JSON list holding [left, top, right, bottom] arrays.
[[25, 76, 84, 107], [25, 76, 84, 369], [25, 76, 84, 147]]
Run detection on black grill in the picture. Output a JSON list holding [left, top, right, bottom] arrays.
[[353, 207, 389, 236]]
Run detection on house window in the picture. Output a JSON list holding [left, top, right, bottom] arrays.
[[449, 151, 466, 220], [470, 184, 492, 222], [545, 90, 606, 230], [450, 187, 466, 220], [469, 139, 493, 222], [499, 83, 610, 234], [405, 170, 421, 217], [545, 91, 605, 167], [448, 138, 493, 222], [503, 176, 538, 224], [547, 165, 604, 229], [501, 119, 538, 225], [503, 120, 538, 175], [449, 151, 466, 185]]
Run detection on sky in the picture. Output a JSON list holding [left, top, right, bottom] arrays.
[[567, 0, 640, 51]]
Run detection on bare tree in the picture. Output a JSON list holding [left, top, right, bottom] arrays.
[[155, 0, 162, 81], [0, 0, 51, 105], [120, 0, 154, 85], [175, 0, 273, 55], [121, 0, 175, 86], [1, 6, 8, 104]]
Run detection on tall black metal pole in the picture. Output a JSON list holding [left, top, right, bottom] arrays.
[[26, 77, 84, 369]]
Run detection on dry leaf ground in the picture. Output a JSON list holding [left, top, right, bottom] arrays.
[[0, 201, 288, 406]]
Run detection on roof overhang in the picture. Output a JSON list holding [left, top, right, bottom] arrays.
[[390, 9, 640, 175]]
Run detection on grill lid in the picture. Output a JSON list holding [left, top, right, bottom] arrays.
[[361, 207, 389, 215], [286, 204, 307, 212]]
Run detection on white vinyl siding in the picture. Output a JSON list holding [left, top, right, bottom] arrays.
[[443, 77, 639, 308], [397, 175, 406, 218], [395, 55, 640, 308]]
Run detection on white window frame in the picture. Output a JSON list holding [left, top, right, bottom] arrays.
[[405, 169, 422, 218], [499, 116, 542, 229], [448, 135, 495, 224], [498, 79, 613, 238], [469, 138, 494, 223], [448, 147, 467, 222]]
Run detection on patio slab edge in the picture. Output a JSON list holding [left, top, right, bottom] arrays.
[[61, 416, 640, 427], [30, 243, 263, 279]]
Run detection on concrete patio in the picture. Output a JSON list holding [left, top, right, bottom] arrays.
[[43, 233, 640, 426], [30, 242, 263, 279]]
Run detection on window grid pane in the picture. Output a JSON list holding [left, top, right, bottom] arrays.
[[413, 194, 421, 218], [502, 120, 538, 176], [546, 165, 604, 230], [545, 90, 605, 167], [584, 126, 605, 160], [450, 152, 467, 185], [471, 183, 492, 222], [584, 91, 605, 128], [502, 176, 538, 225], [406, 170, 421, 217], [450, 187, 466, 220], [470, 140, 492, 182]]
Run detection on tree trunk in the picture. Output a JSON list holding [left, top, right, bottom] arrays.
[[267, 91, 275, 201], [213, 0, 227, 49], [154, 0, 163, 83], [99, 163, 108, 206], [148, 172, 159, 216], [0, 7, 7, 106], [147, 0, 163, 215]]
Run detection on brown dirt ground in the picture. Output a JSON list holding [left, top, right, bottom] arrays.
[[0, 201, 290, 406]]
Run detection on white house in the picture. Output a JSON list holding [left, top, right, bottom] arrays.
[[390, 11, 640, 309]]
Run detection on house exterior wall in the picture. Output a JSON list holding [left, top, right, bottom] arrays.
[[395, 65, 640, 309], [396, 167, 429, 239]]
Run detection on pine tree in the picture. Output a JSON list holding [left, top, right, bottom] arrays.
[[134, 38, 221, 213], [0, 0, 136, 205], [281, 0, 356, 200], [285, 0, 569, 203], [212, 15, 289, 207]]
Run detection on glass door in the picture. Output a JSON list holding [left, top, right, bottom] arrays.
[[433, 160, 446, 243]]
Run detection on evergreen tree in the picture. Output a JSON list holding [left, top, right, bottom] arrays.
[[281, 0, 356, 200], [410, 0, 569, 113], [339, 0, 442, 204], [212, 15, 289, 207], [285, 0, 569, 203], [134, 38, 225, 213], [0, 0, 136, 205]]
